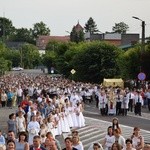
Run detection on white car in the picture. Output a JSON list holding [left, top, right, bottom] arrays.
[[12, 67, 24, 71]]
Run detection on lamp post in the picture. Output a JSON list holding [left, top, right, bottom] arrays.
[[132, 16, 146, 87], [132, 16, 145, 52]]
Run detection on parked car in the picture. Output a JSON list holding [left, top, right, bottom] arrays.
[[12, 67, 24, 71]]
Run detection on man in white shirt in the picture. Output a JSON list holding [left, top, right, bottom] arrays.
[[127, 90, 135, 112], [17, 86, 23, 105], [134, 91, 143, 116]]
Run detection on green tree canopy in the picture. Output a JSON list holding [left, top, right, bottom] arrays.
[[70, 41, 121, 83], [32, 21, 50, 39], [21, 44, 41, 68], [84, 17, 99, 34], [117, 46, 140, 79], [0, 17, 15, 41], [42, 50, 57, 73], [10, 28, 34, 44], [112, 22, 129, 34], [0, 57, 11, 74]]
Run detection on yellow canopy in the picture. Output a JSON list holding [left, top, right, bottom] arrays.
[[103, 78, 124, 88]]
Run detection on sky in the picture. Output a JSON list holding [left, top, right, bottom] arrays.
[[1, 0, 150, 37]]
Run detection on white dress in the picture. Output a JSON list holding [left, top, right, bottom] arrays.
[[76, 105, 85, 128], [65, 106, 73, 128], [27, 121, 40, 145], [54, 113, 62, 136], [70, 106, 78, 127], [60, 112, 70, 133], [47, 121, 56, 138]]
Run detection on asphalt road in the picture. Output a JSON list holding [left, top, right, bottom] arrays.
[[84, 102, 150, 131]]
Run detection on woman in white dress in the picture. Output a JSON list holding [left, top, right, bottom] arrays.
[[27, 115, 40, 145], [102, 126, 115, 150], [76, 102, 85, 128]]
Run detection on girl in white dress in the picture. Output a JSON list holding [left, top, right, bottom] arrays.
[[40, 123, 48, 137], [102, 126, 115, 150], [54, 108, 62, 136], [47, 114, 56, 138], [76, 102, 85, 128], [64, 99, 73, 128], [27, 115, 40, 145], [60, 107, 70, 133], [40, 123, 48, 143], [70, 103, 78, 128]]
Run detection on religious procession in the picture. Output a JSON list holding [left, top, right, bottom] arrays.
[[0, 73, 149, 150]]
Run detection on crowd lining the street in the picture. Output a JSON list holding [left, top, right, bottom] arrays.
[[0, 73, 149, 150]]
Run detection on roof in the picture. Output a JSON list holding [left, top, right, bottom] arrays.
[[36, 35, 70, 50], [5, 41, 26, 50], [74, 22, 83, 32], [38, 35, 70, 42]]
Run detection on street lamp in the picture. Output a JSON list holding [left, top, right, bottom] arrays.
[[132, 16, 145, 52], [132, 16, 146, 82]]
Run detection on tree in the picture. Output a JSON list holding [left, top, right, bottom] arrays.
[[42, 50, 57, 73], [84, 17, 99, 34], [11, 28, 34, 44], [70, 41, 121, 83], [112, 22, 129, 34], [21, 44, 41, 68], [0, 17, 15, 41], [117, 48, 140, 79], [32, 21, 50, 39], [0, 57, 11, 74]]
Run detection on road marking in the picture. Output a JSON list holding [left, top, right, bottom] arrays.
[[63, 116, 150, 149]]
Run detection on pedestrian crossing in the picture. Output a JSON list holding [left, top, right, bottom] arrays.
[[63, 117, 150, 150]]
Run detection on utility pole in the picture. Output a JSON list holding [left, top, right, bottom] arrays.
[[141, 21, 145, 52], [20, 47, 23, 68], [2, 12, 5, 43]]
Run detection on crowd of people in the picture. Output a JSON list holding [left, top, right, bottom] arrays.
[[0, 73, 149, 150]]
